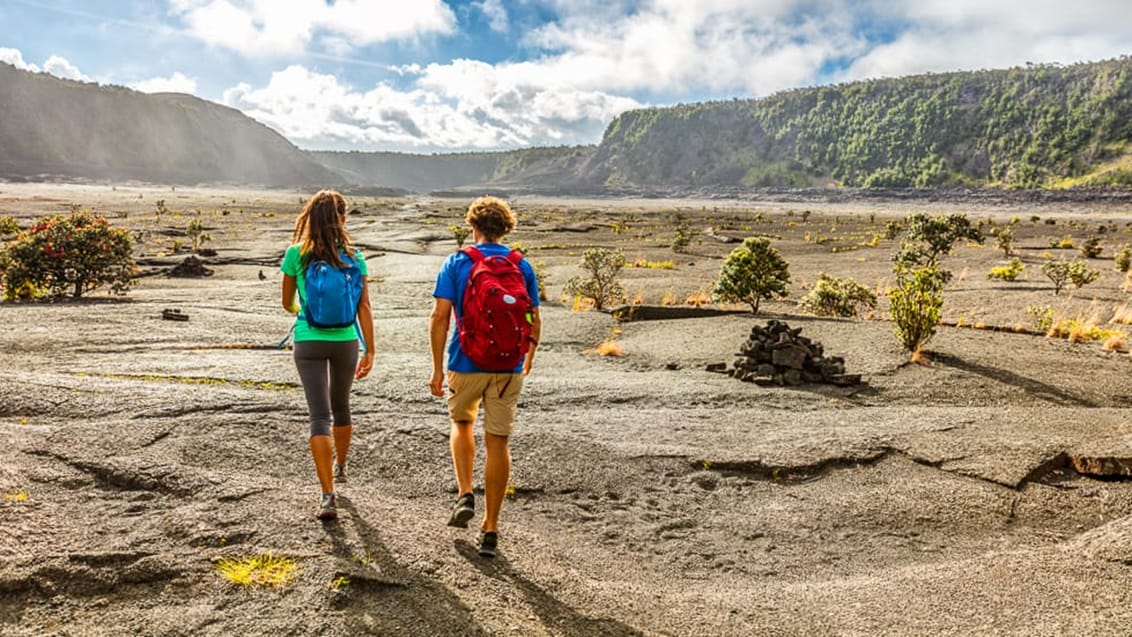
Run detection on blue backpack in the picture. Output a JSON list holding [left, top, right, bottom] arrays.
[[301, 251, 363, 329]]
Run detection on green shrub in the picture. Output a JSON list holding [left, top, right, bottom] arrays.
[[186, 219, 212, 253], [0, 211, 136, 300], [0, 216, 19, 236], [992, 226, 1015, 257], [1026, 305, 1055, 333], [987, 258, 1025, 281], [449, 225, 471, 248], [797, 273, 877, 317], [711, 237, 790, 314], [1115, 244, 1132, 273], [894, 213, 982, 281], [1041, 258, 1099, 295], [1079, 236, 1102, 259], [565, 248, 625, 311], [888, 264, 945, 357]]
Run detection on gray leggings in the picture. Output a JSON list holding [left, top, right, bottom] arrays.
[[293, 340, 358, 437]]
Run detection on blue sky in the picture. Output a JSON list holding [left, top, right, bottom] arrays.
[[3, 0, 1132, 153]]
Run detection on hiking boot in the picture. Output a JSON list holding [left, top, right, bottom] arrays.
[[477, 531, 498, 558], [446, 493, 475, 528], [334, 463, 348, 484], [317, 493, 337, 521]]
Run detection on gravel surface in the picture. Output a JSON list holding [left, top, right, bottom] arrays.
[[2, 183, 1132, 636]]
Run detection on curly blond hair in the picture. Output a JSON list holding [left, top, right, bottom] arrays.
[[465, 196, 516, 241]]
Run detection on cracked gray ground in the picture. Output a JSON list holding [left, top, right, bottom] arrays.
[[2, 183, 1132, 636]]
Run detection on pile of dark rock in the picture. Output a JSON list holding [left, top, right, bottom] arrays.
[[167, 255, 214, 277], [719, 319, 861, 387]]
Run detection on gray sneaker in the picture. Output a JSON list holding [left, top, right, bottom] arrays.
[[477, 531, 498, 558], [317, 493, 337, 521], [447, 493, 475, 528], [334, 463, 348, 484]]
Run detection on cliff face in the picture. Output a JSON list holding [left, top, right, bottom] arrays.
[[581, 58, 1132, 190], [0, 63, 341, 187]]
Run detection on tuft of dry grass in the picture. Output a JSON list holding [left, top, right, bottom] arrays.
[[216, 553, 298, 588], [592, 338, 624, 357], [1103, 334, 1128, 352], [660, 289, 678, 306], [685, 289, 711, 307], [1112, 303, 1132, 325]]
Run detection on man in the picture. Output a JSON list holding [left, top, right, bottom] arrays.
[[429, 196, 541, 558]]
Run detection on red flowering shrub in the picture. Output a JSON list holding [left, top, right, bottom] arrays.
[[0, 211, 137, 300]]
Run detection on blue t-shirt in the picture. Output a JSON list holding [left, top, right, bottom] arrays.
[[433, 243, 540, 373]]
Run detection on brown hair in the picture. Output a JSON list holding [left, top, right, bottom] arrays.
[[292, 189, 352, 267], [465, 196, 516, 242]]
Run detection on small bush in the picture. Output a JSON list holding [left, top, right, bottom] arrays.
[[449, 225, 471, 248], [1, 211, 136, 300], [1042, 258, 1099, 295], [1026, 305, 1055, 332], [1114, 244, 1131, 273], [711, 237, 790, 314], [186, 219, 211, 253], [992, 226, 1015, 257], [565, 248, 625, 311], [888, 264, 945, 358], [0, 216, 19, 236], [987, 258, 1025, 281], [1080, 236, 1103, 259], [797, 273, 877, 317]]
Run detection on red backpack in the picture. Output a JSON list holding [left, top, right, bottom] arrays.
[[457, 246, 533, 371]]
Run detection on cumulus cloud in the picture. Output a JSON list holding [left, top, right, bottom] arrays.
[[0, 47, 39, 71], [1, 49, 92, 81], [130, 72, 198, 94], [477, 0, 509, 33], [170, 0, 457, 56], [221, 63, 640, 151]]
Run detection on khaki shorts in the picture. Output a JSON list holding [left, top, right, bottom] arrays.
[[446, 371, 524, 436]]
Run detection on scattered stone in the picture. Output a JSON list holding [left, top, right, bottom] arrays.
[[729, 319, 862, 387], [705, 362, 728, 373], [665, 361, 681, 370], [161, 309, 189, 322]]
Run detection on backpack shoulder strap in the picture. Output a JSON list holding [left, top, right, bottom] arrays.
[[506, 249, 524, 266], [461, 246, 484, 262]]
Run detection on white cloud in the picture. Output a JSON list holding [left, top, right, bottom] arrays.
[[43, 55, 90, 81], [221, 63, 640, 151], [170, 0, 457, 56], [477, 0, 509, 33], [130, 72, 198, 94], [0, 48, 39, 72]]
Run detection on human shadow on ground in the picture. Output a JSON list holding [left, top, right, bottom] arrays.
[[325, 496, 487, 636], [454, 539, 644, 637], [932, 352, 1098, 407]]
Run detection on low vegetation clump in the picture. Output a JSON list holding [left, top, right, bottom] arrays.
[[888, 264, 945, 360], [216, 553, 299, 588], [0, 216, 19, 236], [629, 258, 676, 269], [186, 219, 212, 253], [1041, 258, 1099, 295], [1026, 305, 1056, 332], [796, 273, 877, 317], [449, 224, 471, 248], [1114, 244, 1132, 273], [0, 210, 136, 300], [987, 258, 1025, 281], [1079, 236, 1103, 259], [711, 237, 790, 314], [992, 226, 1015, 256], [1047, 318, 1125, 344], [565, 248, 625, 311]]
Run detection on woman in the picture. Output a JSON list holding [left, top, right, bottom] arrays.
[[281, 189, 374, 521]]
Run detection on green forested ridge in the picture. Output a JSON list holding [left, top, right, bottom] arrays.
[[586, 57, 1132, 189]]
